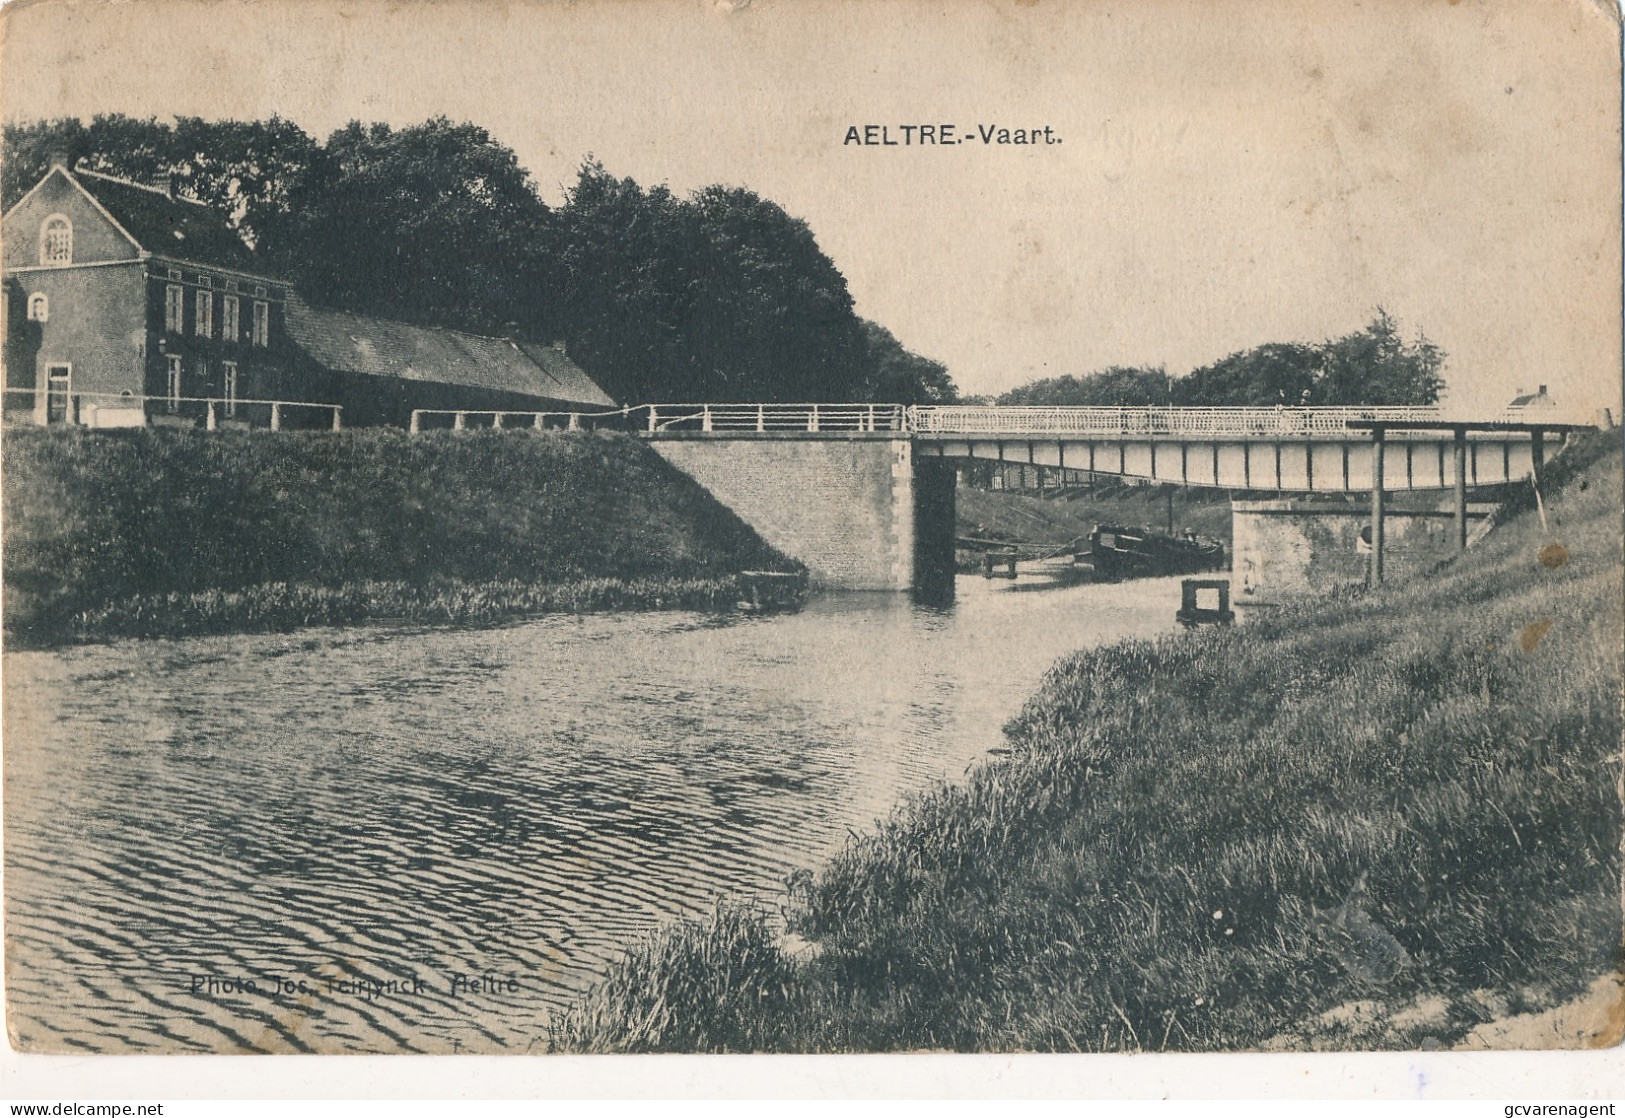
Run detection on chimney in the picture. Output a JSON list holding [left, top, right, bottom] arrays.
[[552, 340, 568, 358], [1537, 384, 1547, 396], [47, 149, 72, 172]]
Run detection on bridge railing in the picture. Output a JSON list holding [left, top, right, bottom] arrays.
[[409, 405, 636, 433], [905, 405, 1443, 437], [4, 387, 343, 430], [646, 402, 907, 433]]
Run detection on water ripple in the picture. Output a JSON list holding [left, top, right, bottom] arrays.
[[5, 574, 1183, 1052]]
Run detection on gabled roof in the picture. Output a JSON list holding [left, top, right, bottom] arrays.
[[284, 294, 616, 408], [72, 168, 263, 274], [514, 341, 618, 408], [1508, 387, 1555, 408]]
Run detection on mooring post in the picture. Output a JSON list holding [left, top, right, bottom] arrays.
[[206, 400, 217, 431], [453, 411, 466, 431], [410, 410, 421, 434], [1369, 427, 1386, 586], [1530, 428, 1545, 492], [270, 402, 282, 431], [331, 406, 342, 432], [1453, 426, 1468, 553]]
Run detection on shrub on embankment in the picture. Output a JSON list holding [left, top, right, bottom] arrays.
[[555, 432, 1623, 1053], [2, 426, 796, 645]]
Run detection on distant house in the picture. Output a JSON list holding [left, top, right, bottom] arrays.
[[1506, 384, 1557, 415], [2, 160, 613, 429]]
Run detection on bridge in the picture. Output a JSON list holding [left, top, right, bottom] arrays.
[[627, 402, 1563, 491], [410, 401, 1587, 593]]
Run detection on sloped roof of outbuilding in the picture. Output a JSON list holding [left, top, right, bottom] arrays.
[[284, 294, 616, 407], [514, 341, 618, 408]]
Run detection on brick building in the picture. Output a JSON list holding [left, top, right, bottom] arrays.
[[2, 160, 613, 429]]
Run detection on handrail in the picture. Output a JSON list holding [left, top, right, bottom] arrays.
[[408, 405, 635, 433], [906, 405, 1445, 437], [4, 388, 342, 431], [642, 402, 908, 433], [9, 392, 1536, 440]]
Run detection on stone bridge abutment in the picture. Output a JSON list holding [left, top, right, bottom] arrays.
[[648, 433, 955, 594]]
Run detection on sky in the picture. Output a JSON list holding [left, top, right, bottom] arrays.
[[2, 0, 1621, 415]]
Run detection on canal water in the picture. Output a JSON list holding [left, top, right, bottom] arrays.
[[4, 570, 1186, 1053]]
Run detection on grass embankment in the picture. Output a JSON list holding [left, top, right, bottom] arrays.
[[958, 483, 1234, 556], [2, 427, 798, 646], [556, 432, 1623, 1053]]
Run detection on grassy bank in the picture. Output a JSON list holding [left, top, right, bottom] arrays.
[[2, 426, 797, 646], [556, 432, 1623, 1053], [958, 482, 1234, 555]]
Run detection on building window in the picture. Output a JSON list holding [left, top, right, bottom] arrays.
[[168, 268, 183, 281], [195, 281, 213, 337], [224, 279, 238, 293], [39, 215, 72, 265], [254, 285, 267, 298], [166, 355, 183, 412], [26, 293, 48, 322], [222, 295, 240, 342], [252, 300, 269, 347], [223, 361, 239, 417], [165, 284, 185, 333]]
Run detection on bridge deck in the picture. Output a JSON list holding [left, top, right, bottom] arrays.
[[633, 403, 1583, 492]]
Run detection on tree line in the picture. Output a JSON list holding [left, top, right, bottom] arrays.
[[996, 312, 1445, 408], [4, 115, 1442, 410], [2, 114, 957, 406]]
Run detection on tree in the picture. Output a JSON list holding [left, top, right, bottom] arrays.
[[5, 118, 907, 405], [997, 311, 1445, 409], [4, 115, 173, 209], [998, 366, 1170, 406], [550, 160, 703, 403], [1177, 342, 1321, 406], [856, 320, 958, 404], [281, 118, 553, 335], [170, 116, 318, 254], [687, 184, 868, 402], [3, 115, 318, 257], [551, 161, 875, 403], [1316, 310, 1445, 406]]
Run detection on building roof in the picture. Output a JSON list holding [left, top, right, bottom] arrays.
[[513, 341, 619, 408], [284, 294, 616, 408], [72, 168, 264, 274], [1508, 386, 1556, 408]]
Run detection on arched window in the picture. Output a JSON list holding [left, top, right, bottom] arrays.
[[39, 215, 72, 265], [26, 293, 48, 323]]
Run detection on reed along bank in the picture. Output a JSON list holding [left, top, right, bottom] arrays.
[[2, 426, 798, 647], [556, 433, 1624, 1053]]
